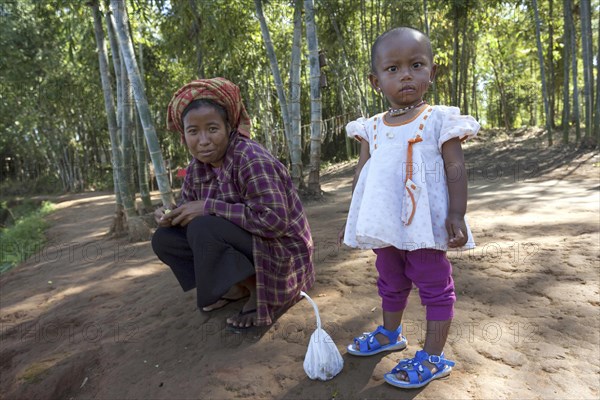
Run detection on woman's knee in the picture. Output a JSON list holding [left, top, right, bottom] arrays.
[[186, 215, 223, 241], [186, 215, 253, 256], [151, 227, 171, 256]]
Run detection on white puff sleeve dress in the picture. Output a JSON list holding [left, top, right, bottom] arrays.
[[343, 105, 480, 251]]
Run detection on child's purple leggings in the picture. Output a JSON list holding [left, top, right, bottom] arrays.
[[373, 247, 456, 321]]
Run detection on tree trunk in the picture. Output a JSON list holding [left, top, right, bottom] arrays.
[[107, 11, 137, 219], [595, 7, 600, 145], [548, 0, 555, 129], [566, 0, 581, 141], [489, 41, 512, 129], [253, 0, 293, 158], [189, 0, 204, 79], [471, 54, 478, 121], [289, 0, 304, 188], [135, 41, 153, 211], [459, 21, 469, 113], [532, 0, 552, 145], [451, 7, 460, 106], [360, 0, 372, 111], [305, 0, 322, 196], [327, 7, 367, 115], [375, 0, 381, 34], [135, 108, 153, 212], [561, 0, 570, 144], [370, 12, 383, 112], [89, 1, 127, 237], [119, 55, 137, 216], [423, 0, 438, 104], [360, 0, 369, 68], [580, 0, 594, 140], [339, 76, 353, 158], [110, 0, 174, 210], [105, 8, 121, 115], [260, 74, 274, 154]]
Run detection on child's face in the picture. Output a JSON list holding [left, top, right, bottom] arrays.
[[369, 31, 437, 109]]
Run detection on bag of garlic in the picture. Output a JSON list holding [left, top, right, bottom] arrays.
[[300, 291, 344, 381]]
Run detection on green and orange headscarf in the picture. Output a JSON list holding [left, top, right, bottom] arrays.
[[166, 77, 252, 138]]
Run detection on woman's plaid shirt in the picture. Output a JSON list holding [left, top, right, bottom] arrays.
[[180, 132, 315, 325]]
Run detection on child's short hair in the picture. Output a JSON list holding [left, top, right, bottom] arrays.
[[370, 26, 434, 73]]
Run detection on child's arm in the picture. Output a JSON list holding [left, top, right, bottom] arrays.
[[442, 137, 468, 248], [338, 140, 371, 244], [352, 140, 371, 192]]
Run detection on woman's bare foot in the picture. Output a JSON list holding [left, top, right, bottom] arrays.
[[227, 307, 257, 328], [227, 276, 257, 327], [202, 284, 249, 312]]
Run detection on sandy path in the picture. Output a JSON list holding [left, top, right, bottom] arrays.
[[1, 136, 598, 399]]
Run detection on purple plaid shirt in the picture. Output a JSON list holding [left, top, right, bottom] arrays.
[[180, 132, 315, 325]]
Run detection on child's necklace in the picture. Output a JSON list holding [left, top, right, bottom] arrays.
[[388, 100, 426, 117]]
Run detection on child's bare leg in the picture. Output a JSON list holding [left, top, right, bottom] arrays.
[[423, 319, 451, 357], [379, 310, 404, 344], [393, 249, 454, 380]]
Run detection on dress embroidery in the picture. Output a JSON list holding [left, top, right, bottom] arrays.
[[401, 107, 433, 226]]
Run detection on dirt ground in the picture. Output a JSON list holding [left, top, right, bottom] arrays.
[[1, 132, 599, 400]]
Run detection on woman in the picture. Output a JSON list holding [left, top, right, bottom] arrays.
[[152, 78, 315, 328]]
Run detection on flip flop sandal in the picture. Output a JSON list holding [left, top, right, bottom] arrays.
[[384, 349, 455, 389], [202, 295, 249, 312], [226, 308, 258, 332], [346, 325, 407, 356]]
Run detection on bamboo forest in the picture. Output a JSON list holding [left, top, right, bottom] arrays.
[[1, 2, 600, 399], [1, 0, 597, 192]]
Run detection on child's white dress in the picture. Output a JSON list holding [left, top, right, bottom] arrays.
[[344, 105, 480, 251]]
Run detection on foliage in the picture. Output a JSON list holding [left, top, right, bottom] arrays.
[[0, 0, 598, 195], [0, 201, 54, 273]]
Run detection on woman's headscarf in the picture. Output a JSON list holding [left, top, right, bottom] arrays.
[[166, 77, 251, 138]]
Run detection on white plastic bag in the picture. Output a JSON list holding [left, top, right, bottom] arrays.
[[300, 291, 344, 381]]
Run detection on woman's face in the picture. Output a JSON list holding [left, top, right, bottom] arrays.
[[183, 106, 230, 167]]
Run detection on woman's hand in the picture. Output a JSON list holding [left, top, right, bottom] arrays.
[[446, 212, 468, 248], [155, 205, 176, 228], [167, 200, 206, 227]]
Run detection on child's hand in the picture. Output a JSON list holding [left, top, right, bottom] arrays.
[[337, 224, 346, 246], [445, 213, 468, 248]]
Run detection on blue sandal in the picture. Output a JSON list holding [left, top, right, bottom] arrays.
[[347, 325, 407, 356], [384, 349, 455, 389]]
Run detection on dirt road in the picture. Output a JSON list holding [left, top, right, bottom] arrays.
[[1, 134, 598, 399]]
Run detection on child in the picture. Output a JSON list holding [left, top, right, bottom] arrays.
[[339, 27, 479, 389]]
